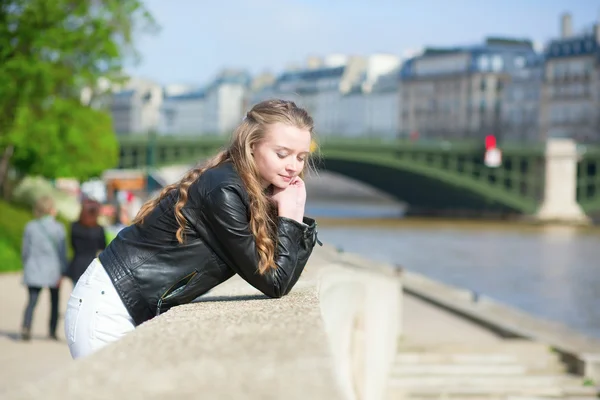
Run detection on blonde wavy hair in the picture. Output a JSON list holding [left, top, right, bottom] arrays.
[[133, 99, 315, 274]]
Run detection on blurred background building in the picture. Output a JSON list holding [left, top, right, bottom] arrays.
[[400, 37, 537, 141], [108, 12, 600, 144], [539, 13, 600, 143]]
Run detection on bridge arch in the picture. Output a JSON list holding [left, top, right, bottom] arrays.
[[317, 153, 538, 214]]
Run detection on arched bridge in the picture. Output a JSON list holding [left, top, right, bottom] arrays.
[[117, 135, 600, 216]]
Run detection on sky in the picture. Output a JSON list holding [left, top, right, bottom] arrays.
[[128, 0, 598, 86]]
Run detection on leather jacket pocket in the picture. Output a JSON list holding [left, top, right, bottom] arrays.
[[156, 270, 199, 316]]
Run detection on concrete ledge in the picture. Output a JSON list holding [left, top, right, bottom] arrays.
[[318, 248, 402, 400], [401, 268, 600, 381], [6, 246, 401, 399]]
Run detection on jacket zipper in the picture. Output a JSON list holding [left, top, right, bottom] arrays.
[[156, 270, 198, 316], [308, 222, 323, 246]]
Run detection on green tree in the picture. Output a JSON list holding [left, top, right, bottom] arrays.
[[0, 0, 157, 193]]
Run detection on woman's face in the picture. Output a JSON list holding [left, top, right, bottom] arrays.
[[252, 122, 311, 189]]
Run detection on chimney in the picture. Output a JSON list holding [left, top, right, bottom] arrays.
[[561, 13, 573, 38], [306, 56, 323, 70]]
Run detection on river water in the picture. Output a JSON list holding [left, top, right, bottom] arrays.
[[306, 200, 600, 339]]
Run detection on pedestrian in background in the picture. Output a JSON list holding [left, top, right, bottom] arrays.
[[66, 198, 106, 285], [21, 195, 67, 341]]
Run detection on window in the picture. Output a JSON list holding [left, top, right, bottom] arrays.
[[478, 56, 489, 71], [513, 88, 524, 101], [584, 60, 594, 75], [553, 63, 565, 79], [585, 40, 594, 51], [514, 56, 525, 69], [496, 80, 504, 92], [552, 45, 560, 56], [512, 109, 522, 123], [492, 55, 503, 72]]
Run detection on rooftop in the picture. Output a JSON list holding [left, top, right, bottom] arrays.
[[545, 32, 600, 59], [421, 37, 534, 57], [165, 89, 206, 101], [277, 65, 346, 84], [401, 36, 538, 79]]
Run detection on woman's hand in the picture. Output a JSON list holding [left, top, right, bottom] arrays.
[[271, 177, 306, 223]]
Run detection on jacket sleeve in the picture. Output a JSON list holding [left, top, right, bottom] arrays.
[[201, 185, 318, 298], [21, 223, 32, 264]]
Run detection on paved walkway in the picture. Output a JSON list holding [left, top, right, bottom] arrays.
[[402, 294, 503, 345], [0, 271, 505, 397], [0, 274, 74, 395]]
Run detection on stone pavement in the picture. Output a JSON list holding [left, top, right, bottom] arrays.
[[401, 294, 502, 346], [0, 276, 74, 396], [0, 263, 510, 398], [1, 246, 595, 399]]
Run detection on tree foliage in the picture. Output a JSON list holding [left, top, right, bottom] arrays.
[[0, 0, 157, 182]]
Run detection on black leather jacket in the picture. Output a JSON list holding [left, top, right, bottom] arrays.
[[99, 162, 320, 326]]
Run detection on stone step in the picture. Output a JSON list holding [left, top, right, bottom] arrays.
[[389, 396, 600, 400], [389, 375, 583, 390], [392, 363, 566, 376], [388, 394, 599, 400], [507, 397, 599, 400], [398, 340, 554, 355], [396, 353, 521, 364], [395, 353, 562, 367], [386, 383, 599, 399]]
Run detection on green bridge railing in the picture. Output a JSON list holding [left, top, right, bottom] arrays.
[[116, 135, 600, 215]]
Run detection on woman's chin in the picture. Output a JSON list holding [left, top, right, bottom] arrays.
[[272, 181, 289, 189]]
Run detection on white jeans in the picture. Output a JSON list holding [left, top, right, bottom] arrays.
[[64, 258, 135, 359]]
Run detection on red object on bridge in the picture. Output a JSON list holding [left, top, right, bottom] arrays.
[[485, 135, 496, 150]]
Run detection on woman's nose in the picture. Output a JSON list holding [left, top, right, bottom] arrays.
[[286, 160, 298, 172]]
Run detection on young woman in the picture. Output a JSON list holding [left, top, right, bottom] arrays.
[[64, 99, 321, 359], [67, 198, 107, 284]]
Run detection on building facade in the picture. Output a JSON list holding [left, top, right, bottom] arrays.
[[501, 54, 543, 142], [251, 54, 400, 137], [110, 79, 163, 135], [202, 69, 251, 135], [539, 14, 600, 143], [365, 69, 401, 138], [339, 85, 367, 136], [155, 70, 251, 136], [400, 38, 538, 141], [159, 90, 206, 135], [338, 68, 401, 138]]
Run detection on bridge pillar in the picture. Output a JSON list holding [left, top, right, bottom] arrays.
[[536, 139, 590, 224]]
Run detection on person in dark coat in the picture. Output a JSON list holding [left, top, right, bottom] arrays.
[[66, 199, 107, 284]]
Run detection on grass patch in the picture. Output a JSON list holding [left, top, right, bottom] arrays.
[[0, 199, 35, 273], [0, 239, 22, 273], [0, 199, 75, 273], [0, 199, 119, 274]]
